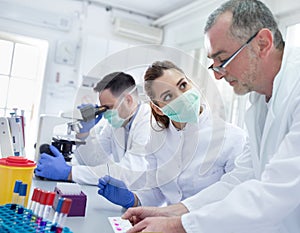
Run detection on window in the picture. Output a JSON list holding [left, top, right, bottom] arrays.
[[0, 32, 48, 159], [0, 40, 40, 115]]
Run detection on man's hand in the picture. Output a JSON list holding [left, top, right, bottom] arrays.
[[126, 216, 186, 233], [35, 145, 71, 181], [122, 204, 189, 225], [122, 206, 165, 226]]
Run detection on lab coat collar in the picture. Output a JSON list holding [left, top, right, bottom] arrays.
[[269, 47, 300, 114], [124, 103, 140, 131], [245, 47, 300, 177]]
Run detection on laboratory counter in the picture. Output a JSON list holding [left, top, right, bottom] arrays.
[[30, 178, 126, 233]]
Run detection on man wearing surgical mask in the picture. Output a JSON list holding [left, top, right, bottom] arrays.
[[35, 72, 151, 187], [97, 61, 248, 209]]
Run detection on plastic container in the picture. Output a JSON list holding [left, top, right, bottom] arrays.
[[0, 156, 36, 205], [0, 204, 73, 233]]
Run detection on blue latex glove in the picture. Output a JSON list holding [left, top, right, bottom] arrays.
[[98, 175, 135, 209], [35, 145, 71, 181], [77, 104, 103, 133]]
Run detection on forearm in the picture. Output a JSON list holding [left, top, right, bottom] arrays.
[[75, 132, 89, 140], [133, 193, 140, 207], [160, 203, 189, 217], [131, 195, 188, 215], [72, 165, 105, 185], [182, 180, 234, 212], [68, 167, 73, 181]]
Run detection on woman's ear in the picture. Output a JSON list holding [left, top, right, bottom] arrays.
[[150, 102, 164, 116]]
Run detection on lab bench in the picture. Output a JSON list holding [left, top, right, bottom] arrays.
[[30, 178, 125, 233]]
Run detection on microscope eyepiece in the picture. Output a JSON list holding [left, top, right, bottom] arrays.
[[95, 105, 108, 116], [80, 105, 108, 122]]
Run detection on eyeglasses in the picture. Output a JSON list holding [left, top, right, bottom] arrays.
[[208, 31, 259, 75]]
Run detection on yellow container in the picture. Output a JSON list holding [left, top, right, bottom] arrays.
[[0, 156, 36, 206]]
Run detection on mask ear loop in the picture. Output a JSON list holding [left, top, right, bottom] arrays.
[[114, 86, 138, 110], [184, 76, 205, 117], [150, 100, 165, 115], [112, 86, 138, 123]]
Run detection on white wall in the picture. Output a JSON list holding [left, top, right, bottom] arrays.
[[0, 0, 152, 117], [161, 0, 300, 126], [2, 0, 300, 133], [163, 0, 300, 51]]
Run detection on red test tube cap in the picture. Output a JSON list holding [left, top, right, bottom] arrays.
[[39, 191, 48, 205], [46, 192, 56, 206], [61, 198, 72, 214], [32, 188, 41, 201], [35, 189, 42, 202]]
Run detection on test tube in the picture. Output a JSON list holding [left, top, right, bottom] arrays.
[[33, 189, 42, 216], [52, 198, 64, 225], [28, 188, 41, 211], [56, 198, 72, 233], [38, 191, 56, 231], [17, 183, 27, 214], [42, 192, 56, 220], [11, 180, 22, 204], [17, 183, 27, 206], [37, 191, 49, 217]]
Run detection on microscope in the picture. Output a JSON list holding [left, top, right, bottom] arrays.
[[34, 113, 84, 162], [34, 105, 107, 162]]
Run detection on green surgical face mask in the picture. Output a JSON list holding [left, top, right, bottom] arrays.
[[103, 109, 125, 128], [160, 88, 201, 123], [103, 86, 137, 128]]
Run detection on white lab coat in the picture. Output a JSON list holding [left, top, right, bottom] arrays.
[[71, 103, 151, 187], [136, 105, 248, 206], [181, 47, 300, 233]]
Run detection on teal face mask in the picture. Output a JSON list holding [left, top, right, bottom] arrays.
[[103, 109, 125, 128], [103, 86, 137, 128], [161, 88, 201, 123]]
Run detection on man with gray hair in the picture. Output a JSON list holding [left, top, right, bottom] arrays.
[[122, 1, 300, 232]]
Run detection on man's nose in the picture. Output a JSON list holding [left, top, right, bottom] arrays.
[[214, 72, 224, 80]]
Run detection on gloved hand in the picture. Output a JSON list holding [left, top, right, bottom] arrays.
[[77, 104, 103, 133], [35, 145, 71, 181], [98, 175, 135, 209]]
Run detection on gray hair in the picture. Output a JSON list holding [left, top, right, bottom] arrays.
[[204, 0, 284, 50]]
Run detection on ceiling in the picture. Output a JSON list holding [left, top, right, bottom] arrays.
[[89, 0, 198, 19]]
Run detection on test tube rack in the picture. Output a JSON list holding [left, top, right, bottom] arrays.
[[0, 204, 73, 233]]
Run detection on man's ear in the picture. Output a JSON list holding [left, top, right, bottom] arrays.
[[150, 102, 164, 116], [125, 94, 133, 106], [257, 28, 273, 58]]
